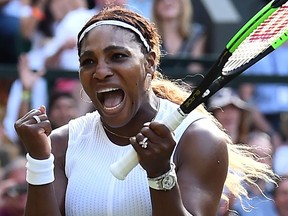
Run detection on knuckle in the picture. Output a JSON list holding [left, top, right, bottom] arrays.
[[140, 126, 149, 134]]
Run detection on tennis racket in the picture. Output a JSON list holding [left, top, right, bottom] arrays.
[[110, 0, 288, 180]]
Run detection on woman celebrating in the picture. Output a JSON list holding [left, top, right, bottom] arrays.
[[15, 6, 275, 216]]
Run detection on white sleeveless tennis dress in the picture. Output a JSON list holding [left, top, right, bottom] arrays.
[[65, 98, 206, 216]]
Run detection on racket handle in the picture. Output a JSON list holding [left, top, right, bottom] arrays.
[[110, 148, 138, 180], [110, 108, 186, 180], [161, 108, 187, 131]]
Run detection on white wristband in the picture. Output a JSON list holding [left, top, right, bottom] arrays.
[[26, 153, 55, 185]]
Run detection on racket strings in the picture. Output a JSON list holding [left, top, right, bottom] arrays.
[[223, 3, 288, 73]]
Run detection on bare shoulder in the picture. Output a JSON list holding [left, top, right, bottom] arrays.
[[50, 125, 69, 159], [177, 117, 227, 156], [175, 117, 228, 182]]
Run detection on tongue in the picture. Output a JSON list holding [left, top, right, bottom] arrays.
[[103, 90, 123, 108]]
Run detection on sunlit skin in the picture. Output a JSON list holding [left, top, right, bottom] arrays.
[[213, 104, 242, 143], [156, 0, 181, 21], [79, 26, 159, 137], [49, 96, 78, 129]]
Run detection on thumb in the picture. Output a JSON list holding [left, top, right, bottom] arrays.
[[39, 105, 46, 114]]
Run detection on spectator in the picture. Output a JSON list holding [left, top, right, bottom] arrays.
[[273, 176, 288, 216], [2, 0, 72, 144], [42, 0, 126, 71], [3, 54, 48, 147], [231, 131, 277, 216], [0, 122, 19, 168], [26, 0, 72, 70], [152, 0, 207, 74], [48, 91, 79, 129], [19, 0, 49, 40], [3, 57, 80, 149], [207, 87, 253, 143], [273, 113, 288, 176], [42, 0, 94, 70], [0, 0, 51, 63], [239, 42, 288, 147], [0, 156, 27, 216], [126, 0, 152, 20], [0, 0, 23, 63], [208, 87, 279, 145]]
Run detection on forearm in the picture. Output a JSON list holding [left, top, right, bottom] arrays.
[[18, 90, 31, 119], [150, 187, 191, 216], [25, 184, 62, 216]]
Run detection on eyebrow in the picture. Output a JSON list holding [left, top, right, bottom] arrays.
[[80, 45, 129, 58], [103, 45, 128, 53]]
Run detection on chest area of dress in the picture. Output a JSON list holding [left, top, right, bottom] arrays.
[[65, 141, 152, 215]]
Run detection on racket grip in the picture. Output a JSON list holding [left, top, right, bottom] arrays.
[[160, 108, 187, 131], [110, 148, 138, 180], [110, 108, 186, 180]]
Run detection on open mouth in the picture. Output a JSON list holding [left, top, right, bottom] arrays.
[[97, 88, 125, 111]]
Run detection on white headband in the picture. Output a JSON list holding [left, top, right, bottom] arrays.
[[78, 20, 150, 52]]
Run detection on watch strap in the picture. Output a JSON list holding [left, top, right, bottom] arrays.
[[148, 162, 177, 190]]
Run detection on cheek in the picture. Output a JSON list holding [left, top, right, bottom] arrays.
[[124, 63, 146, 90], [125, 77, 142, 98], [124, 75, 146, 107], [79, 72, 91, 92]]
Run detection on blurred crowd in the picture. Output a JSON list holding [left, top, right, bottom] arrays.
[[0, 0, 287, 215]]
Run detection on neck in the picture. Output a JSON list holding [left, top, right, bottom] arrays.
[[102, 95, 160, 143], [161, 21, 182, 54], [161, 19, 179, 33]]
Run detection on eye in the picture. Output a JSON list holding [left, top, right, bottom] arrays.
[[80, 58, 95, 67], [111, 53, 128, 61]]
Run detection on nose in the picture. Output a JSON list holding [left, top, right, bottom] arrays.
[[93, 60, 113, 80]]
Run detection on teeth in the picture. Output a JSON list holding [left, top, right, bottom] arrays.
[[97, 88, 119, 93], [104, 102, 122, 111]]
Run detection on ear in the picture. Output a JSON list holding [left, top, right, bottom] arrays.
[[144, 73, 152, 91], [144, 51, 157, 76]]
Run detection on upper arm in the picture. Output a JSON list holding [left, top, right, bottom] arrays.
[[50, 125, 69, 215], [174, 118, 228, 215]]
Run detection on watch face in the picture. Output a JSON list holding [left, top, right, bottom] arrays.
[[162, 175, 176, 190]]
